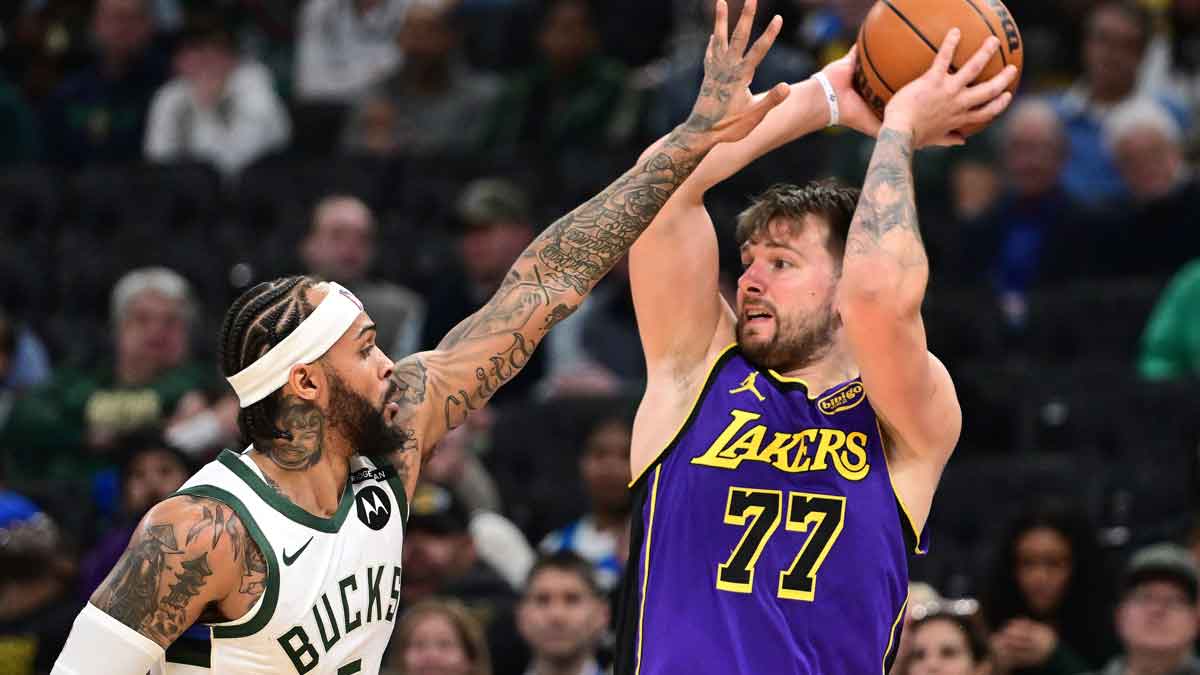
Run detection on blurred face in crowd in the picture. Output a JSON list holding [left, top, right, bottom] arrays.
[[1113, 126, 1184, 201], [580, 419, 631, 517], [398, 4, 458, 64], [402, 612, 474, 675], [1116, 580, 1200, 656], [1014, 527, 1073, 616], [518, 567, 609, 663], [539, 0, 599, 72], [459, 221, 534, 290], [303, 198, 376, 284], [402, 530, 476, 602], [123, 447, 189, 516], [907, 618, 989, 675], [1084, 5, 1146, 101], [737, 217, 841, 372], [94, 0, 153, 67], [175, 37, 238, 91], [1002, 104, 1067, 198], [117, 289, 190, 381]]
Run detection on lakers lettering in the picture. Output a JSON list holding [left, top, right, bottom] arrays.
[[691, 409, 870, 481], [277, 565, 403, 674]]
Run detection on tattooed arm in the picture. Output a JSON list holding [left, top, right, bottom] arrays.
[[836, 31, 1016, 531], [87, 496, 267, 650], [383, 0, 791, 500]]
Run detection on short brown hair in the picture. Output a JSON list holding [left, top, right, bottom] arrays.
[[393, 599, 492, 675], [734, 180, 860, 264]]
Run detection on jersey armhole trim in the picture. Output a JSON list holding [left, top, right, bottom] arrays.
[[881, 592, 910, 675], [875, 420, 927, 555], [366, 453, 410, 526], [173, 485, 281, 639], [629, 343, 739, 488]]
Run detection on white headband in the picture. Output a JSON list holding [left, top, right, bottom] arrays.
[[227, 282, 364, 408]]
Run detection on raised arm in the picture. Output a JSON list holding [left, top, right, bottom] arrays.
[[836, 31, 1015, 525], [382, 0, 790, 497], [53, 496, 265, 673], [631, 47, 883, 373]]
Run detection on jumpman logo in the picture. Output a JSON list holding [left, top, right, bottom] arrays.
[[729, 372, 765, 402]]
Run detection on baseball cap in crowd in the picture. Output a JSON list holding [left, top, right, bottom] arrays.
[[1122, 542, 1200, 602], [407, 483, 471, 535], [454, 178, 530, 231]]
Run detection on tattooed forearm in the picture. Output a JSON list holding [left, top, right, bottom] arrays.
[[268, 395, 324, 470], [844, 128, 926, 268]]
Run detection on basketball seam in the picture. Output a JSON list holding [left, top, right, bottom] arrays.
[[880, 0, 938, 54], [859, 23, 897, 94], [960, 0, 1010, 66]]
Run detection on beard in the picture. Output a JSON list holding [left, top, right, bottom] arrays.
[[737, 301, 839, 372], [326, 371, 406, 457]]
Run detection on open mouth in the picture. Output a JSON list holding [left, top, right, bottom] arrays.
[[744, 309, 774, 325]]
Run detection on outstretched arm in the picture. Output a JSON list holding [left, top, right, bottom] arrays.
[[382, 0, 791, 500], [631, 47, 883, 373], [837, 31, 1015, 525]]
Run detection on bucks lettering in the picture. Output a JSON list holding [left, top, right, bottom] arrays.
[[277, 565, 402, 674], [691, 409, 870, 480]]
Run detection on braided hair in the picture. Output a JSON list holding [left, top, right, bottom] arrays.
[[218, 275, 319, 448]]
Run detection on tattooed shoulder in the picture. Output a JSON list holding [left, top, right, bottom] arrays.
[[91, 495, 267, 647]]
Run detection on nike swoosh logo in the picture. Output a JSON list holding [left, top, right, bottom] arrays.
[[282, 536, 313, 566]]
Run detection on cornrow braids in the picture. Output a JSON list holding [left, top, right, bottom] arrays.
[[218, 275, 319, 449]]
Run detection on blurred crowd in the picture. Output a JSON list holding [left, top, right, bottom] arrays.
[[1, 0, 1200, 674]]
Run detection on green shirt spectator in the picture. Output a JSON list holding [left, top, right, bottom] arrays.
[[1139, 260, 1200, 381]]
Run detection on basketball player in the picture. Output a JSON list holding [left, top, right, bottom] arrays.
[[50, 2, 791, 674], [615, 28, 1019, 675]]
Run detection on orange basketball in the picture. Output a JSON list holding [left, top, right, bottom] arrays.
[[852, 0, 1023, 136]]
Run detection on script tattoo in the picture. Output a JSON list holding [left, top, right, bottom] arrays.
[[269, 395, 325, 470], [844, 129, 927, 269]]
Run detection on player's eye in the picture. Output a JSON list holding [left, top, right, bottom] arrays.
[[361, 344, 374, 358], [771, 258, 791, 270]]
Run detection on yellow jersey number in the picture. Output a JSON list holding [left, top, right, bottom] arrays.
[[715, 486, 846, 601]]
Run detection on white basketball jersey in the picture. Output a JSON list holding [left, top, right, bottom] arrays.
[[161, 448, 408, 675]]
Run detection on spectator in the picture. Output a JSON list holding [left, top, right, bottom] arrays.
[[421, 178, 547, 404], [294, 0, 408, 103], [539, 412, 633, 593], [892, 582, 946, 675], [40, 0, 169, 167], [1140, 0, 1200, 118], [1080, 543, 1200, 675], [0, 305, 52, 394], [300, 195, 426, 358], [402, 482, 524, 673], [517, 552, 610, 675], [1137, 258, 1200, 381], [483, 0, 630, 153], [342, 0, 499, 158], [983, 503, 1115, 674], [386, 598, 492, 675], [76, 434, 192, 600], [1053, 1, 1190, 206], [904, 603, 993, 675], [0, 267, 235, 482], [0, 491, 81, 675], [144, 13, 291, 178], [1097, 98, 1200, 277]]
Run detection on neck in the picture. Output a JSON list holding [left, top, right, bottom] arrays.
[[1090, 81, 1135, 105], [1125, 648, 1194, 675], [116, 357, 159, 386], [253, 398, 355, 517], [771, 336, 858, 394], [530, 653, 594, 675], [592, 508, 628, 533]]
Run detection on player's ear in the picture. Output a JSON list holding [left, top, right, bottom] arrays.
[[286, 362, 324, 402]]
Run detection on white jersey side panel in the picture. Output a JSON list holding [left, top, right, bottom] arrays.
[[164, 449, 407, 675]]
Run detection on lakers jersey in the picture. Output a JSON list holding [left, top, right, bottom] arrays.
[[615, 346, 927, 675], [161, 449, 408, 675]]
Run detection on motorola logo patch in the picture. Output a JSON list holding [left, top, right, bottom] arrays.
[[355, 486, 391, 530]]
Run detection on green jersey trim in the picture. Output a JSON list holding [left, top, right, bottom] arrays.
[[174, 484, 281, 639], [218, 450, 355, 533]]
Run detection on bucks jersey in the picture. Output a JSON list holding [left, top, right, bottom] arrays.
[[162, 449, 408, 675], [615, 345, 927, 675]]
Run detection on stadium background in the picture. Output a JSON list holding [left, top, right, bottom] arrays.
[[0, 0, 1198, 673]]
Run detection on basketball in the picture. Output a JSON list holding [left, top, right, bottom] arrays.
[[853, 0, 1023, 135]]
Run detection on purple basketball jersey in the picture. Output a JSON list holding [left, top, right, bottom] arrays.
[[615, 346, 928, 674]]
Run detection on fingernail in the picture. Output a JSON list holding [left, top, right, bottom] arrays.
[[951, 28, 961, 38]]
